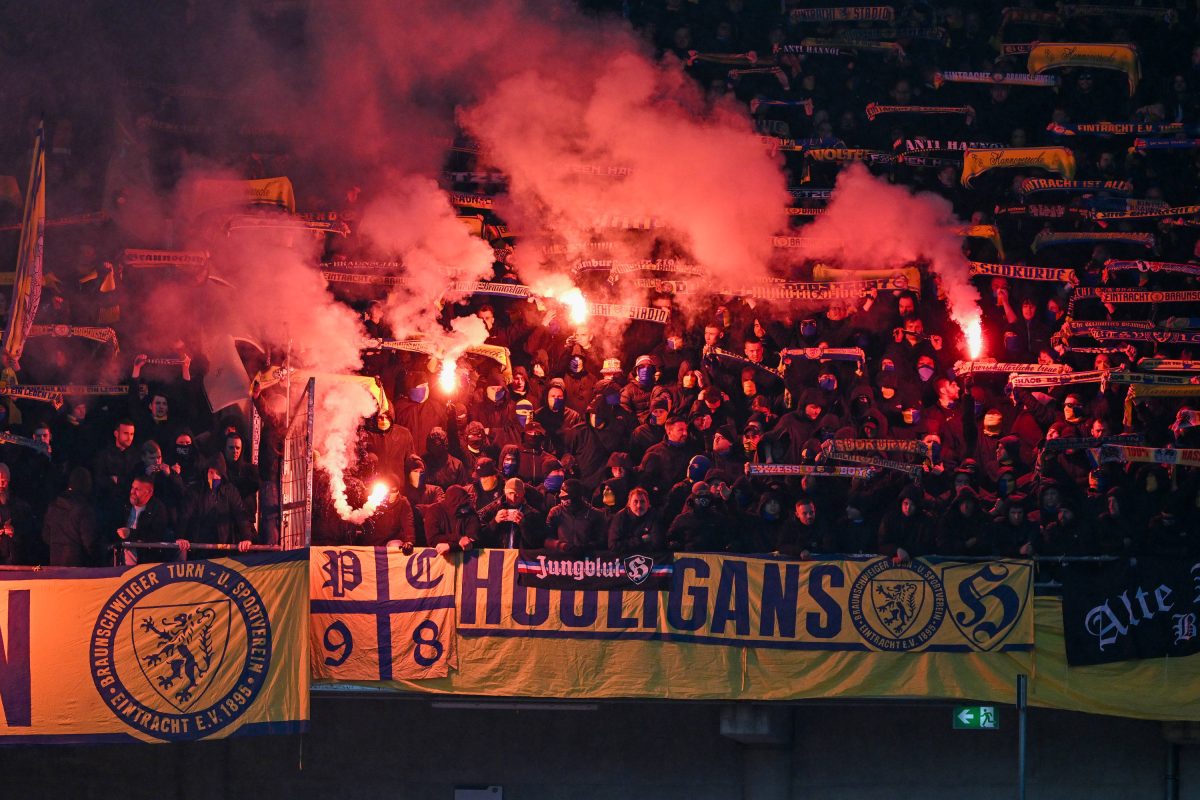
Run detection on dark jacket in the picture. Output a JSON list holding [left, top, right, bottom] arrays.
[[42, 492, 99, 566], [420, 486, 481, 550]]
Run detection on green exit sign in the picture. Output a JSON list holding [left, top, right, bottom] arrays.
[[953, 706, 999, 730]]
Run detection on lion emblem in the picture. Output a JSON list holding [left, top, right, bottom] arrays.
[[138, 607, 218, 705], [874, 582, 919, 637]]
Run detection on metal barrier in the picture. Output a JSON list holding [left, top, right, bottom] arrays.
[[280, 376, 314, 551], [116, 540, 283, 563]]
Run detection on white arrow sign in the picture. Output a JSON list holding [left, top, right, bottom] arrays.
[[958, 709, 974, 725]]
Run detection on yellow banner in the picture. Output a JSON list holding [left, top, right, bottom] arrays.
[[812, 265, 922, 295], [187, 176, 296, 216], [310, 547, 458, 681], [0, 552, 308, 743], [1028, 43, 1141, 95], [961, 147, 1076, 188]]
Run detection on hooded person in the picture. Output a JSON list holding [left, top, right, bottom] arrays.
[[393, 373, 448, 454], [770, 389, 825, 462], [745, 488, 789, 553], [180, 454, 254, 553], [423, 427, 468, 489], [456, 419, 492, 474], [935, 486, 993, 556], [402, 453, 445, 514], [42, 466, 99, 566], [559, 345, 599, 415], [421, 484, 480, 555], [563, 396, 631, 491], [544, 478, 606, 554], [666, 481, 728, 552], [592, 451, 634, 516], [533, 378, 583, 454], [661, 453, 712, 524], [877, 483, 931, 561]]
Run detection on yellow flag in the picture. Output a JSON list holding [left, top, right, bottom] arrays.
[[961, 147, 1076, 188], [3, 125, 45, 366], [1028, 43, 1141, 95]]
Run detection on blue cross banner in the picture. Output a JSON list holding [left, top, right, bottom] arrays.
[[310, 547, 458, 681]]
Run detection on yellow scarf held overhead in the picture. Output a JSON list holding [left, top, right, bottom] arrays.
[[1027, 43, 1141, 95], [961, 147, 1076, 188]]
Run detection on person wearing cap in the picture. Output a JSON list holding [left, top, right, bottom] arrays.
[[740, 414, 775, 465], [479, 477, 544, 549], [544, 478, 606, 554], [179, 454, 255, 555], [639, 414, 700, 502], [466, 456, 503, 511], [629, 394, 670, 463], [621, 354, 660, 423]]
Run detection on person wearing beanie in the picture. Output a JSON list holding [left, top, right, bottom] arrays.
[[180, 453, 254, 554], [666, 481, 727, 552], [544, 478, 605, 554], [629, 394, 670, 463], [479, 477, 544, 549], [42, 466, 99, 566]]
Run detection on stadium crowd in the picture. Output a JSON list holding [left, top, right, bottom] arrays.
[[0, 1, 1198, 574]]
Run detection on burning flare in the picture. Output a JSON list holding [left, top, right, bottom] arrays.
[[438, 357, 459, 394], [560, 287, 589, 325], [332, 478, 390, 524], [963, 315, 984, 360]]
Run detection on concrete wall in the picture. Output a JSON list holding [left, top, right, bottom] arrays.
[[0, 697, 1190, 800]]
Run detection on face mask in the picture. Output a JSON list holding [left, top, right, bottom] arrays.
[[687, 460, 707, 482], [667, 337, 681, 351], [589, 413, 602, 428], [466, 436, 483, 452], [549, 397, 564, 412], [1004, 335, 1020, 354], [501, 457, 518, 477], [902, 408, 920, 425], [544, 474, 564, 492], [636, 366, 653, 387], [208, 476, 221, 490], [175, 446, 192, 458], [762, 505, 779, 522], [409, 383, 429, 404], [801, 323, 817, 337], [918, 366, 935, 382], [479, 475, 498, 492], [568, 357, 584, 374], [818, 377, 836, 391], [409, 470, 424, 488], [487, 386, 507, 404], [927, 442, 942, 461]]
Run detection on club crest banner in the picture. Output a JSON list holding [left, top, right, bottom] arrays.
[[0, 552, 308, 744], [310, 547, 457, 682]]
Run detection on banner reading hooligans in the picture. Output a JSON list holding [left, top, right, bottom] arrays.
[[1061, 558, 1200, 666], [0, 552, 308, 744], [310, 547, 457, 681], [460, 551, 1033, 654]]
